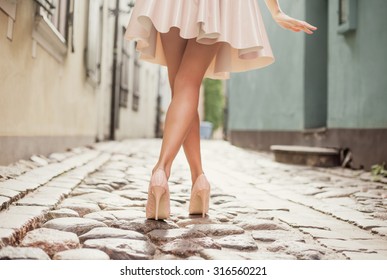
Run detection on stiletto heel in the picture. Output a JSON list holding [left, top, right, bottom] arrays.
[[152, 186, 165, 220], [198, 189, 210, 218], [146, 169, 170, 220], [189, 174, 210, 217]]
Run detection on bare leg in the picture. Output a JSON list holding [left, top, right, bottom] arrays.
[[154, 28, 204, 183], [182, 114, 202, 183], [153, 32, 219, 181]]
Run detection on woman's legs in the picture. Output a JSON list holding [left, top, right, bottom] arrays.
[[154, 28, 205, 184], [153, 29, 219, 182]]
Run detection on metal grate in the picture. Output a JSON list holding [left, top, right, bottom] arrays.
[[34, 0, 56, 15]]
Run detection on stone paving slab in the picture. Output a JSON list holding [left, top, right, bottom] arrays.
[[0, 139, 386, 260]]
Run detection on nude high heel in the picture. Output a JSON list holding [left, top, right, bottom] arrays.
[[146, 169, 170, 220], [189, 174, 210, 217]]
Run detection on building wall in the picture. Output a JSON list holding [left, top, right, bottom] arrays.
[[227, 0, 387, 169], [0, 0, 163, 164], [109, 0, 162, 140], [228, 0, 306, 132], [115, 57, 160, 139], [328, 0, 387, 128], [0, 0, 96, 164]]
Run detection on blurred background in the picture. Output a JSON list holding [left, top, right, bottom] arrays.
[[0, 0, 386, 170]]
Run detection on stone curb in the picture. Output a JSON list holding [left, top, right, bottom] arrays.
[[0, 151, 100, 211], [0, 152, 111, 248]]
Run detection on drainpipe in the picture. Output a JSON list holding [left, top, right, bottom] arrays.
[[109, 0, 120, 140]]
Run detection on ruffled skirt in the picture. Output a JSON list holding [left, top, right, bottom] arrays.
[[125, 0, 275, 79]]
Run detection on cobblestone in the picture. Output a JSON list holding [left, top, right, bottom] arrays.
[[58, 198, 101, 217], [217, 234, 258, 251], [48, 208, 80, 219], [20, 228, 80, 256], [235, 218, 289, 231], [252, 230, 306, 243], [111, 219, 179, 234], [53, 248, 110, 260], [0, 246, 50, 260], [78, 227, 147, 242], [0, 139, 386, 259], [148, 228, 206, 242], [83, 238, 155, 260], [185, 224, 245, 236], [199, 249, 245, 260], [43, 218, 107, 236], [159, 238, 219, 257]]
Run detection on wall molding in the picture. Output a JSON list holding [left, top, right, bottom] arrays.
[[32, 13, 67, 62]]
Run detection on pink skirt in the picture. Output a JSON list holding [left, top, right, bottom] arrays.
[[125, 0, 275, 79]]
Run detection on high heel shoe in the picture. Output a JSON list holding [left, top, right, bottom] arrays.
[[146, 169, 170, 220], [189, 173, 210, 217]]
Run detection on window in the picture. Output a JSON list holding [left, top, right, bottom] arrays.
[[338, 0, 358, 34], [119, 26, 130, 108], [35, 0, 69, 38], [32, 0, 71, 61]]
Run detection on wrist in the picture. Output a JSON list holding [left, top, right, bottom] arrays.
[[271, 9, 283, 18]]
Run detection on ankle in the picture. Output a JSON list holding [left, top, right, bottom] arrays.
[[152, 164, 171, 179], [191, 170, 204, 184]]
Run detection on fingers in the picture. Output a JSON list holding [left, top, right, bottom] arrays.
[[276, 14, 317, 34], [294, 20, 317, 34], [305, 22, 318, 31]]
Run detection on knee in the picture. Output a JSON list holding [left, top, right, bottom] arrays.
[[174, 71, 202, 93]]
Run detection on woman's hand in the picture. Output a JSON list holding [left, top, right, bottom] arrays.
[[272, 11, 317, 34]]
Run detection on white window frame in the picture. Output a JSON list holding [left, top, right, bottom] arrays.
[[0, 0, 17, 40], [32, 0, 69, 62]]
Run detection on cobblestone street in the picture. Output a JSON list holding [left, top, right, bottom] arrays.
[[0, 139, 386, 260]]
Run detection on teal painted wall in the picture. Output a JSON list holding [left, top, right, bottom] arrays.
[[228, 0, 387, 132], [328, 0, 387, 128], [228, 0, 306, 131]]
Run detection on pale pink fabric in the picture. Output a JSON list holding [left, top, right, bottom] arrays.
[[125, 0, 275, 79]]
